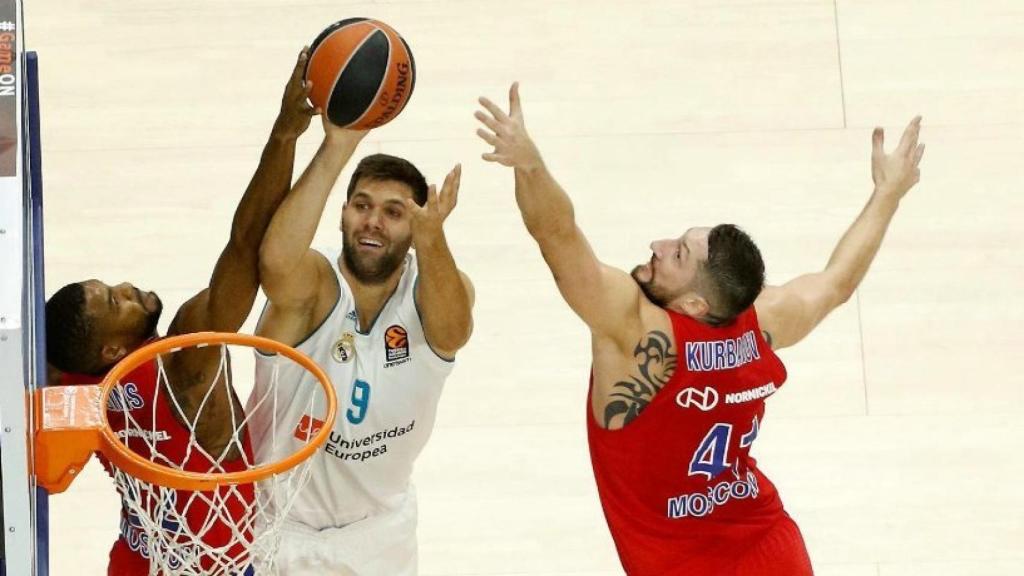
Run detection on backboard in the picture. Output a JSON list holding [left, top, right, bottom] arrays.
[[0, 0, 48, 573]]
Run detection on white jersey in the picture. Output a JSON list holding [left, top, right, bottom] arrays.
[[251, 248, 454, 529]]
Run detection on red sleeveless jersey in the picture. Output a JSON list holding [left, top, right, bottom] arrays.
[[61, 355, 255, 575], [587, 307, 789, 575]]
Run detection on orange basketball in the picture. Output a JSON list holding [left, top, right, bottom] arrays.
[[305, 18, 416, 130]]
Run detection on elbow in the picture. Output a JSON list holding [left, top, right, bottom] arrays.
[[833, 282, 855, 306], [822, 269, 857, 306], [258, 241, 290, 280], [431, 325, 472, 357]]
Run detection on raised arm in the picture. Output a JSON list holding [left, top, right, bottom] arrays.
[[256, 115, 367, 345], [161, 49, 317, 457], [406, 165, 475, 358], [755, 116, 925, 349], [168, 48, 316, 337], [475, 83, 641, 341]]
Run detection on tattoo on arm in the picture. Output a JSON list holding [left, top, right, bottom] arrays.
[[604, 331, 677, 427]]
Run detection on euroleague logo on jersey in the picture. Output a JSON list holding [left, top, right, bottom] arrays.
[[675, 386, 719, 412], [384, 324, 410, 368]]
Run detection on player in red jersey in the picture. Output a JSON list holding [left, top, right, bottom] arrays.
[[475, 84, 924, 575], [43, 49, 317, 575]]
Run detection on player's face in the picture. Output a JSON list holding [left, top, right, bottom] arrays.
[[631, 227, 711, 307], [80, 279, 163, 358], [341, 178, 415, 284]]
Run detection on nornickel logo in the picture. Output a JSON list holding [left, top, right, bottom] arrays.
[[675, 387, 719, 412]]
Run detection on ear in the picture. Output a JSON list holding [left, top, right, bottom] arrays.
[[680, 294, 710, 319], [100, 342, 128, 365], [339, 202, 348, 231]]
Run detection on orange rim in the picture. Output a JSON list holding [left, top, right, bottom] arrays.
[[98, 332, 337, 491]]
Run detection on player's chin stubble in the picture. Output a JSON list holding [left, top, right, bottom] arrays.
[[342, 235, 410, 285], [632, 266, 670, 308]]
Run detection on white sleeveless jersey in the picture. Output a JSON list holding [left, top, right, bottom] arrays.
[[251, 248, 454, 529]]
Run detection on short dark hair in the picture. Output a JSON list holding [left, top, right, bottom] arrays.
[[346, 154, 428, 206], [45, 282, 102, 374], [700, 224, 765, 325]]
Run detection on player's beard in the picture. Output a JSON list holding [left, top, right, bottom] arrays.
[[342, 232, 411, 285], [631, 265, 677, 308]]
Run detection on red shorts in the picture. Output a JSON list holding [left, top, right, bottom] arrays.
[[107, 539, 150, 576]]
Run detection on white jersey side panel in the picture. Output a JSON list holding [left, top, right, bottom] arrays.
[[250, 248, 454, 529]]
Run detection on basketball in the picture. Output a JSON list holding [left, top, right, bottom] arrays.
[[305, 18, 416, 130]]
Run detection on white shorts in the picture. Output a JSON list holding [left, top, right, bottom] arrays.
[[272, 489, 418, 575]]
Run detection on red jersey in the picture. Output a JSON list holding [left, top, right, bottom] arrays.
[[588, 307, 789, 575], [62, 357, 255, 575]]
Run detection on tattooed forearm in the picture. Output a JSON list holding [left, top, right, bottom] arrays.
[[604, 331, 676, 427]]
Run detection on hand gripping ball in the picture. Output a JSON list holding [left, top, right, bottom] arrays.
[[305, 18, 416, 130]]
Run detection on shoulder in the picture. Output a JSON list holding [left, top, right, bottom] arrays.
[[593, 280, 668, 355]]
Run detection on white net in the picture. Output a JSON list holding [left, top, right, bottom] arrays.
[[103, 340, 329, 576]]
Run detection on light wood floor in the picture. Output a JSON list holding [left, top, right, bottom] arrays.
[[30, 1, 1023, 574]]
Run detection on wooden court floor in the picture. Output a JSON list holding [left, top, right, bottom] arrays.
[[31, 1, 1023, 574]]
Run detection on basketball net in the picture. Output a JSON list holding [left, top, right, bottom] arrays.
[[35, 333, 336, 576]]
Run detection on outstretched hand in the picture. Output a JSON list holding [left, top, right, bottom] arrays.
[[872, 116, 925, 201], [475, 83, 543, 172], [274, 47, 318, 139], [406, 164, 461, 245]]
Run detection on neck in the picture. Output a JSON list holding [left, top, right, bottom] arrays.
[[338, 254, 405, 332]]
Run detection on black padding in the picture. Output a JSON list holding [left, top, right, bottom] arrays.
[[328, 29, 391, 126]]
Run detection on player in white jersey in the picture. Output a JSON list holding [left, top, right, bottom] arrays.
[[252, 115, 474, 575]]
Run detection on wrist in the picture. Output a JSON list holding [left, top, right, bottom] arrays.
[[413, 227, 448, 251], [270, 119, 301, 142], [870, 186, 903, 208], [324, 130, 365, 150], [515, 156, 546, 177]]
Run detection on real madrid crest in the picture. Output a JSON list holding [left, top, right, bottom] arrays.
[[332, 332, 356, 363]]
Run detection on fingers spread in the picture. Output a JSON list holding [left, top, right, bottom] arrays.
[[441, 167, 455, 194], [452, 163, 462, 199], [872, 127, 885, 158], [509, 82, 522, 118], [478, 97, 510, 123], [913, 143, 926, 166], [476, 128, 498, 146], [896, 115, 922, 156], [442, 164, 461, 211], [426, 184, 439, 209], [474, 110, 502, 134]]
